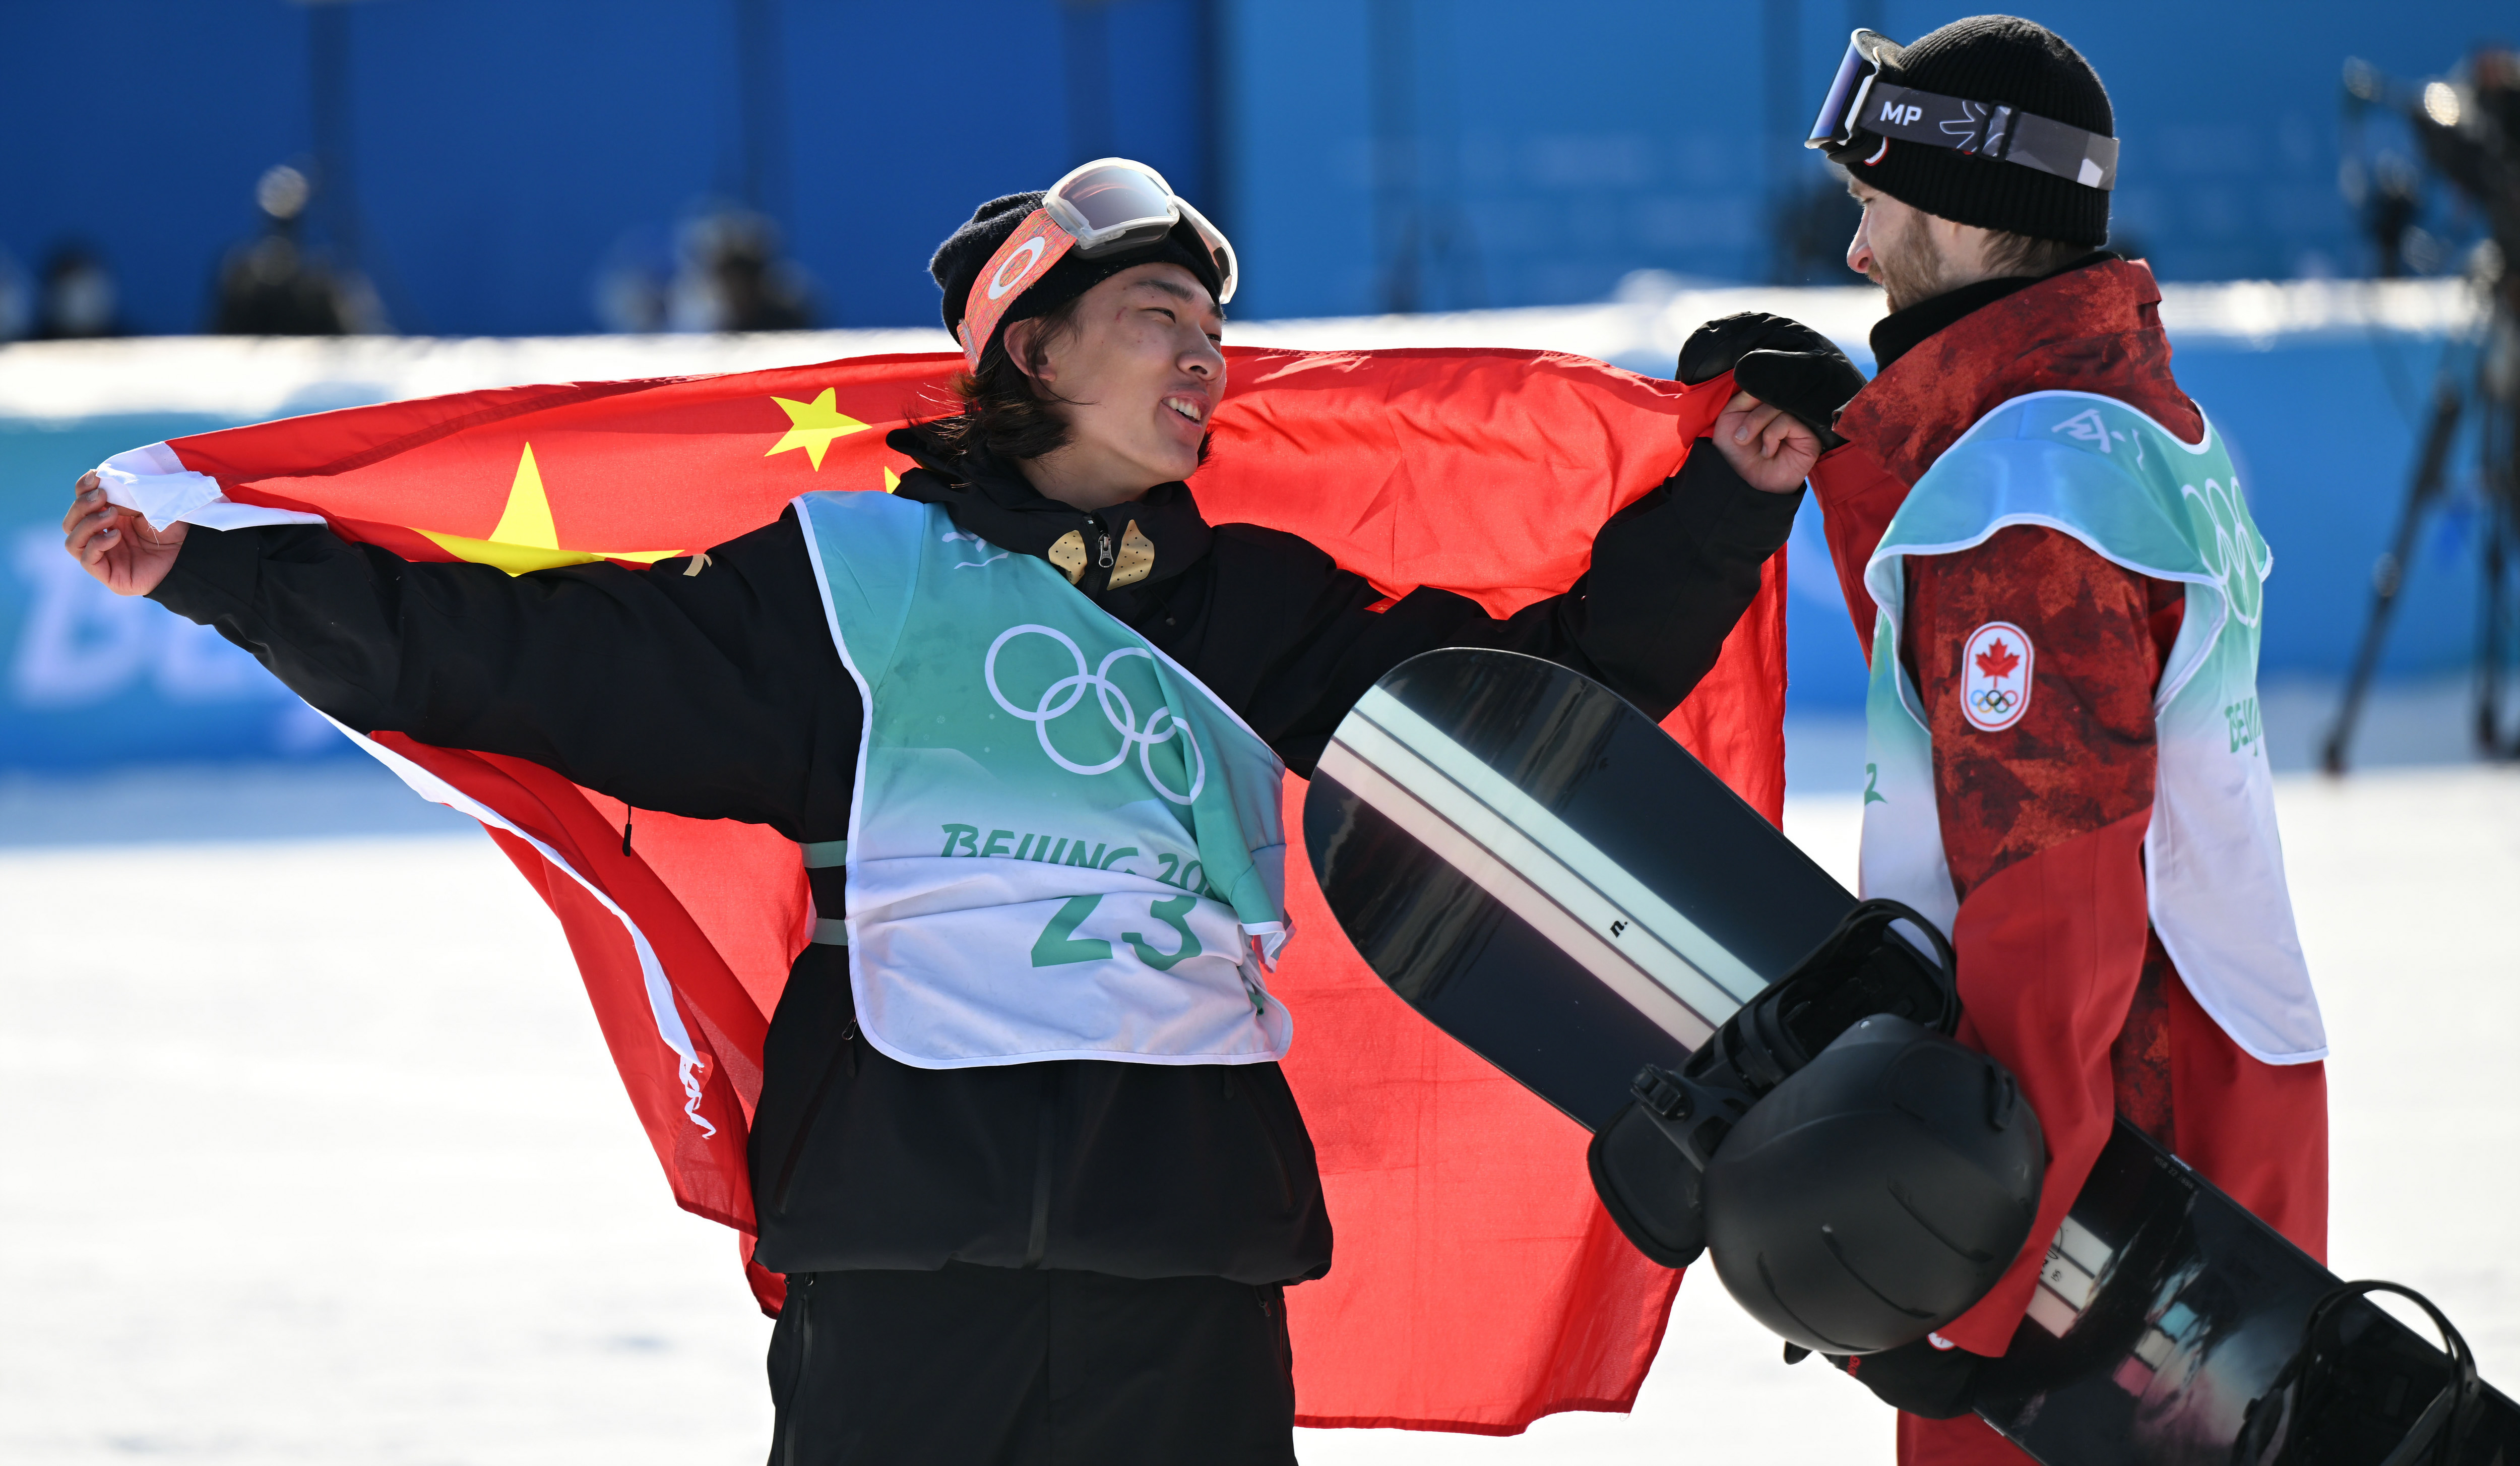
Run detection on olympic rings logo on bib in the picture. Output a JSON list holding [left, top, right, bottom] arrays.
[[2182, 476, 2271, 630], [985, 624, 1207, 805]]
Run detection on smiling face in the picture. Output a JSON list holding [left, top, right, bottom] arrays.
[[1003, 262, 1225, 511]]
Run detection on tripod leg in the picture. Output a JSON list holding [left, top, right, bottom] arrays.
[[2483, 513, 2508, 756], [2481, 369, 2518, 758], [2324, 383, 2467, 774]]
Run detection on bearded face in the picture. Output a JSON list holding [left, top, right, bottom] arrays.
[[1849, 189, 1960, 314]]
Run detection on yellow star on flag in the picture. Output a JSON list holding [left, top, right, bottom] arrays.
[[414, 444, 682, 576], [767, 388, 872, 470]]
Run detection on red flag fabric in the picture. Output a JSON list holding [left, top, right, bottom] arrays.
[[145, 344, 1786, 1435]]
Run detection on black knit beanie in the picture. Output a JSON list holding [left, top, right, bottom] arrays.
[[1832, 16, 2113, 247], [930, 192, 1225, 357]]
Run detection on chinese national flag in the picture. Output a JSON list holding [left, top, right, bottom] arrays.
[[134, 344, 1785, 1435]]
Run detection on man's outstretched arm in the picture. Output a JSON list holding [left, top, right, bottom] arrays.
[[68, 476, 858, 836]]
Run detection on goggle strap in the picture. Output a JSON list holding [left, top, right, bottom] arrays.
[[959, 162, 1242, 366], [1831, 80, 2117, 190], [959, 209, 1081, 370]]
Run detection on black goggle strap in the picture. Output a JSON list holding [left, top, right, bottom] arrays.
[[1805, 36, 2117, 192], [1827, 79, 2119, 191], [1857, 83, 2118, 189]]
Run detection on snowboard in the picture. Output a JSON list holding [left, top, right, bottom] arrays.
[[1303, 647, 2517, 1466]]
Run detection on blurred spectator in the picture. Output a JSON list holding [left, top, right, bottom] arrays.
[[2363, 155, 2426, 277], [33, 243, 122, 338], [1770, 177, 1863, 285], [594, 205, 815, 333], [676, 211, 814, 331], [0, 250, 30, 342], [210, 164, 388, 335], [2408, 47, 2519, 281], [591, 222, 672, 333]]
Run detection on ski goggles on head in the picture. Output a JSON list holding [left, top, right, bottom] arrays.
[[958, 157, 1238, 368], [1805, 29, 2120, 191]]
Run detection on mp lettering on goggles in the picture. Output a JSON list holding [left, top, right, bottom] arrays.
[[1880, 100, 1924, 126]]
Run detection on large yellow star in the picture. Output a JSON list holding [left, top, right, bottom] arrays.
[[414, 444, 682, 576], [767, 388, 871, 469]]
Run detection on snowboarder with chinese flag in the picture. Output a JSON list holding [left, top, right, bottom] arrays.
[[1739, 18, 2330, 1460], [65, 159, 1829, 1461]]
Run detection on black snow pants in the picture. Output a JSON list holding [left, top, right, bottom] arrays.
[[765, 1262, 1297, 1465]]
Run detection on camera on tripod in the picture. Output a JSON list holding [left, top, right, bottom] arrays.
[[2324, 48, 2519, 772]]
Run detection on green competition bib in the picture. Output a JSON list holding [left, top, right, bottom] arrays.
[[794, 490, 1293, 1069], [1857, 391, 2323, 1064]]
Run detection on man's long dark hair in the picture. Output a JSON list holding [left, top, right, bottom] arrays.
[[907, 296, 1089, 464], [906, 292, 1212, 472]]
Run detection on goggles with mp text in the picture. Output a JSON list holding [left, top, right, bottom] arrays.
[[1806, 29, 2119, 191], [958, 158, 1238, 368]]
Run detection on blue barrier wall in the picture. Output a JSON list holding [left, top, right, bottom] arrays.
[[1227, 0, 2503, 318], [1, 2, 2506, 335], [2, 416, 347, 769], [0, 0, 1210, 337]]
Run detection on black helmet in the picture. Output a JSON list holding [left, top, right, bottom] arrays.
[[1702, 1012, 2045, 1354], [1590, 897, 1966, 1270]]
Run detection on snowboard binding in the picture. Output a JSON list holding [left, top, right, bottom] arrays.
[[1308, 649, 2520, 1461], [1589, 898, 2046, 1354], [2235, 1280, 2487, 1466]]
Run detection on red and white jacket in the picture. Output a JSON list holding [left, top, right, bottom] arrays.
[[1807, 259, 2328, 1357]]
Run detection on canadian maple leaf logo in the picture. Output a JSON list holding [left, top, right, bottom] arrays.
[[1975, 638, 2021, 682]]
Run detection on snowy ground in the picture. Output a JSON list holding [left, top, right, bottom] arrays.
[[4, 750, 2515, 1464]]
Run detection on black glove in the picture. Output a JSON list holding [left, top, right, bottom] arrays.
[[1786, 1335, 1984, 1419], [1675, 311, 1868, 451]]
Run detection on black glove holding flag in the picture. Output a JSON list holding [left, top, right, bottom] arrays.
[[1677, 312, 1867, 451], [1784, 1334, 1985, 1419]]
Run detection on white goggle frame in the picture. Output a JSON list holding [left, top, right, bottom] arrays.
[[1040, 157, 1238, 304]]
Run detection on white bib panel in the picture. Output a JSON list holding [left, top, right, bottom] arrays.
[[1856, 392, 2325, 1065], [797, 491, 1293, 1070]]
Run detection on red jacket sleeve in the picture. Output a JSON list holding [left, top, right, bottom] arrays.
[[1802, 442, 1908, 654], [1899, 525, 2184, 1354]]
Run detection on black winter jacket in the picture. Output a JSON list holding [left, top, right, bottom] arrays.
[[150, 429, 1798, 1286]]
